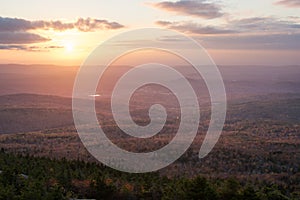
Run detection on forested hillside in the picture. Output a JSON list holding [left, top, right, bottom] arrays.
[[0, 150, 297, 200]]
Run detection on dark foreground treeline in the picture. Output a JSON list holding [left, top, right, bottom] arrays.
[[0, 149, 297, 200]]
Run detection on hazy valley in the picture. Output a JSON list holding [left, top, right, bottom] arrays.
[[0, 64, 299, 199]]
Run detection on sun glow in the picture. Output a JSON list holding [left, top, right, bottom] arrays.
[[65, 42, 74, 52]]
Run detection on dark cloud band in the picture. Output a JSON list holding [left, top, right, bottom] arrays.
[[0, 32, 50, 44]]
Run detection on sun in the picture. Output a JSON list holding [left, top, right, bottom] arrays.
[[64, 42, 74, 52]]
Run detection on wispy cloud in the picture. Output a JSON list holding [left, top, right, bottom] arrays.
[[275, 0, 300, 7], [0, 17, 124, 32], [46, 45, 64, 49], [151, 0, 223, 19], [0, 45, 28, 50], [156, 17, 300, 36], [0, 44, 64, 51], [155, 17, 300, 50], [228, 17, 300, 33], [199, 33, 300, 50], [156, 21, 235, 35]]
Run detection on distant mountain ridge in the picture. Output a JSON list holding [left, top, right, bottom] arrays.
[[0, 93, 299, 134], [0, 64, 300, 98]]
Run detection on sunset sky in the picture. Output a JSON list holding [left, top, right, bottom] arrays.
[[0, 0, 299, 65]]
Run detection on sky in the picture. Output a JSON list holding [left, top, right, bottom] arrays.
[[0, 0, 299, 65]]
